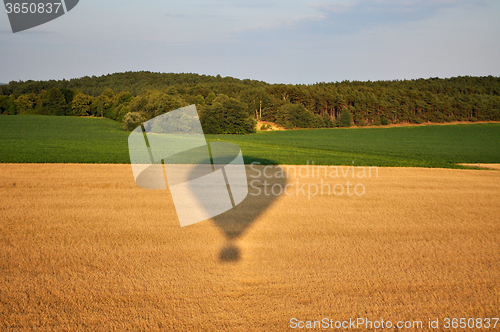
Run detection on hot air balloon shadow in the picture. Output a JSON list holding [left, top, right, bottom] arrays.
[[188, 156, 287, 263]]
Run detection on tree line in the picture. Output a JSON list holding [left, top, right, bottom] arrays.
[[1, 72, 499, 134]]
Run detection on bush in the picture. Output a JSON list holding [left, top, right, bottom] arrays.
[[411, 117, 424, 124], [338, 109, 352, 128], [276, 103, 323, 129], [322, 113, 335, 128], [149, 110, 201, 134], [380, 115, 389, 126], [200, 98, 256, 134], [123, 112, 145, 131]]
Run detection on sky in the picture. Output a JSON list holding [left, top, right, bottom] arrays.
[[1, 0, 499, 84]]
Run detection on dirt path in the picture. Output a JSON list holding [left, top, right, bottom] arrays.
[[459, 163, 500, 170], [1, 164, 499, 330]]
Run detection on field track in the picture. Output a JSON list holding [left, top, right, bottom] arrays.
[[460, 163, 500, 170], [1, 164, 499, 330]]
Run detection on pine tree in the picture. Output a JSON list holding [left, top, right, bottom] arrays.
[[339, 109, 352, 127]]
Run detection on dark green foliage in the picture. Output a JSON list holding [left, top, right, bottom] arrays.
[[60, 88, 76, 104], [122, 112, 145, 131], [338, 109, 352, 127], [13, 94, 35, 114], [380, 115, 389, 125], [354, 108, 366, 126], [116, 91, 133, 104], [412, 117, 424, 124], [44, 88, 69, 115], [194, 95, 205, 106], [0, 72, 268, 97], [322, 113, 335, 128], [205, 92, 216, 105], [0, 95, 16, 115], [200, 98, 256, 134], [1, 73, 500, 133], [71, 93, 92, 116], [275, 103, 323, 129]]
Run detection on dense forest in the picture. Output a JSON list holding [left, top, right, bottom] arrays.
[[1, 72, 499, 134]]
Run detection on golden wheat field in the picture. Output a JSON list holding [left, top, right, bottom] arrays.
[[1, 163, 499, 331]]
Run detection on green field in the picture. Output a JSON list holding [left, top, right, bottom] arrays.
[[1, 115, 499, 167], [0, 115, 130, 163]]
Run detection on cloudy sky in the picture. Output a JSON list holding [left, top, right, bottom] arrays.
[[1, 0, 499, 84]]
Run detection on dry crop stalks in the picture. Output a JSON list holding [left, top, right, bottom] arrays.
[[1, 164, 499, 330]]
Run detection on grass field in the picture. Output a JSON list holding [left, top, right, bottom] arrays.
[[1, 115, 500, 167], [215, 124, 500, 167], [0, 115, 130, 163], [1, 164, 499, 330]]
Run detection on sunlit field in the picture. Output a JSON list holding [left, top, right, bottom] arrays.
[[1, 164, 499, 330]]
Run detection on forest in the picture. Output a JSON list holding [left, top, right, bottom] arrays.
[[1, 72, 499, 134]]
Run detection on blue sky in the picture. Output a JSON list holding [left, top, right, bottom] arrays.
[[1, 0, 499, 84]]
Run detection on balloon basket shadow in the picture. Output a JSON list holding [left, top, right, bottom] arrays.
[[219, 243, 240, 262]]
